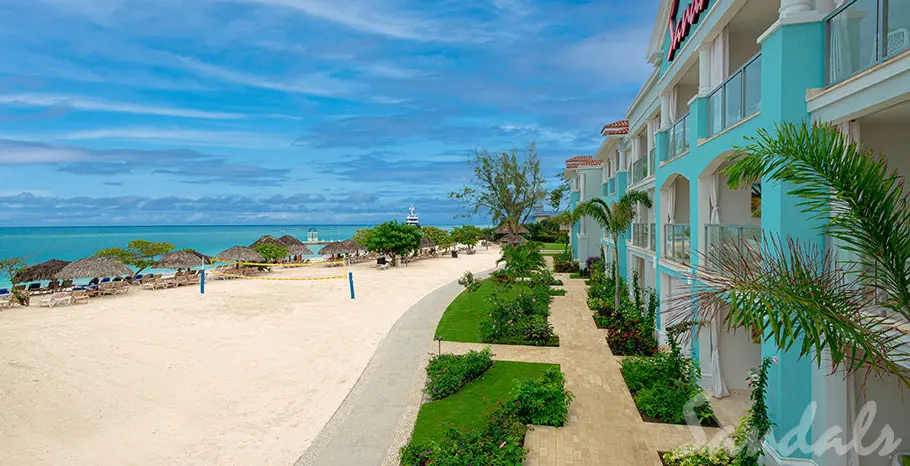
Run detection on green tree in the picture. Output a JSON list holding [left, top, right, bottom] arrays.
[[353, 228, 374, 246], [421, 226, 454, 251], [457, 270, 482, 312], [253, 243, 289, 263], [497, 242, 546, 283], [548, 179, 571, 211], [362, 220, 422, 266], [0, 257, 26, 286], [450, 225, 483, 251], [669, 122, 910, 386], [95, 239, 174, 277], [553, 208, 584, 253], [450, 142, 547, 235], [575, 191, 652, 309]]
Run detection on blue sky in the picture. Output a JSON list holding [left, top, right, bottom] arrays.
[[0, 0, 657, 226]]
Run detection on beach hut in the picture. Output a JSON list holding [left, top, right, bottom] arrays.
[[340, 239, 364, 254], [13, 259, 70, 283], [287, 244, 314, 256], [154, 251, 205, 269], [249, 235, 284, 248], [56, 257, 133, 280], [279, 235, 304, 246], [319, 242, 344, 256], [214, 246, 264, 263], [494, 223, 529, 235], [419, 236, 435, 249], [500, 233, 529, 245]]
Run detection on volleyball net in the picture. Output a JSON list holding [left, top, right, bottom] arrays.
[[207, 260, 348, 281]]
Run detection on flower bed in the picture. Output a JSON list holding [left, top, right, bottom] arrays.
[[480, 284, 559, 347], [588, 271, 658, 357], [424, 348, 493, 400]]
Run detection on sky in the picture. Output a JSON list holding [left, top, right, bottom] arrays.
[[0, 0, 658, 226]]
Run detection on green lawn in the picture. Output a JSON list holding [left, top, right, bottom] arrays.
[[435, 279, 520, 343], [540, 242, 566, 250], [410, 361, 559, 444]]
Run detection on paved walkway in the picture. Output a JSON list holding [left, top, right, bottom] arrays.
[[443, 274, 747, 466], [295, 271, 492, 466]]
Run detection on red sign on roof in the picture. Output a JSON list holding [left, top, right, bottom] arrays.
[[667, 0, 708, 62]]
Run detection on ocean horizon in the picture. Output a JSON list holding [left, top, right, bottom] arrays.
[[0, 223, 466, 288]]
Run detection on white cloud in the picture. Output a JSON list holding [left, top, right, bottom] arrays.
[[0, 93, 244, 120], [176, 57, 359, 96], [560, 27, 654, 84], [56, 127, 291, 148]]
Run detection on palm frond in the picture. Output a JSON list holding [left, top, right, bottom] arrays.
[[665, 235, 909, 387], [725, 122, 910, 317]]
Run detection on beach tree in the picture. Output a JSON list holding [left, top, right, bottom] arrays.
[[0, 256, 26, 286], [353, 227, 374, 246], [548, 177, 571, 211], [421, 226, 454, 251], [363, 220, 422, 266], [450, 225, 483, 251], [575, 191, 651, 309], [667, 122, 910, 386], [553, 209, 584, 253], [252, 243, 288, 263], [450, 142, 547, 235], [95, 240, 174, 277]]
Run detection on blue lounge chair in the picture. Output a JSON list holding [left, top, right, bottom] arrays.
[[0, 288, 8, 295], [100, 277, 111, 283]]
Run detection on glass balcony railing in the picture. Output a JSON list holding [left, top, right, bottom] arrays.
[[705, 224, 762, 267], [707, 53, 761, 137], [631, 223, 655, 251], [602, 183, 607, 197], [827, 0, 910, 85], [607, 177, 616, 194], [631, 157, 648, 184], [665, 113, 690, 162], [649, 147, 656, 175], [664, 223, 690, 263]]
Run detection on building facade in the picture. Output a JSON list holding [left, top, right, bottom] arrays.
[[566, 0, 909, 464]]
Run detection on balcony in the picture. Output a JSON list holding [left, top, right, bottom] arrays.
[[631, 157, 648, 184], [705, 224, 762, 267], [665, 113, 690, 162], [608, 177, 616, 195], [707, 53, 762, 137], [664, 224, 690, 264], [631, 223, 656, 251], [827, 0, 910, 85]]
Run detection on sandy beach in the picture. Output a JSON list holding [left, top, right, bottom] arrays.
[[0, 247, 499, 465]]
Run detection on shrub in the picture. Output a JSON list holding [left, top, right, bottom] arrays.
[[516, 316, 558, 346], [480, 285, 557, 347], [425, 348, 494, 400], [606, 327, 658, 357], [552, 251, 578, 273], [548, 288, 567, 297], [530, 269, 561, 287], [400, 406, 527, 466], [663, 446, 734, 466], [504, 367, 574, 426], [490, 269, 514, 284]]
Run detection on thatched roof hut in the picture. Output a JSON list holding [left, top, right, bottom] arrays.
[[249, 235, 284, 247], [279, 235, 304, 246], [154, 251, 205, 269], [184, 249, 212, 263], [214, 246, 264, 262], [56, 257, 133, 279], [500, 233, 528, 245], [419, 236, 435, 249], [340, 239, 364, 253], [287, 244, 314, 255], [319, 242, 345, 256], [494, 223, 529, 235], [14, 259, 70, 283]]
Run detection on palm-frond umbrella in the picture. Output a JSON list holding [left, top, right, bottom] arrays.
[[14, 259, 70, 283], [154, 251, 205, 269], [279, 235, 304, 246], [319, 242, 345, 256], [341, 239, 364, 253], [184, 249, 212, 264], [250, 235, 283, 247], [214, 246, 264, 263], [288, 244, 314, 255], [420, 236, 435, 249], [56, 257, 133, 280], [500, 233, 528, 245], [494, 223, 529, 235]]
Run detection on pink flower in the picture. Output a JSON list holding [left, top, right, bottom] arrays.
[[499, 441, 507, 449], [772, 356, 779, 364]]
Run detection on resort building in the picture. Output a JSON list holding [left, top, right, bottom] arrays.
[[566, 0, 910, 464]]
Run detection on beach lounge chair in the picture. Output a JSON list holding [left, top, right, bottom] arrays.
[[113, 281, 129, 295], [98, 282, 116, 296], [26, 283, 41, 294], [39, 292, 72, 308], [0, 288, 8, 296], [60, 279, 73, 290], [71, 290, 89, 305], [0, 294, 10, 309]]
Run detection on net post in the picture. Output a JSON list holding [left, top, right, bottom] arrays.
[[348, 272, 355, 300], [200, 269, 205, 294]]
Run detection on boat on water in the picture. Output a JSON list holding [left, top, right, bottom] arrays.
[[405, 206, 420, 228]]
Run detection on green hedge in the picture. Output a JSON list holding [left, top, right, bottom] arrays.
[[425, 348, 493, 400]]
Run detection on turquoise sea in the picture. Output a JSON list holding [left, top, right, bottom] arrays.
[[0, 225, 383, 288]]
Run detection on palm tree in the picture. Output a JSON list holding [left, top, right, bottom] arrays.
[[667, 122, 909, 386], [575, 191, 653, 309], [497, 242, 546, 284]]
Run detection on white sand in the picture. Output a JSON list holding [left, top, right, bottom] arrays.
[[0, 248, 499, 465]]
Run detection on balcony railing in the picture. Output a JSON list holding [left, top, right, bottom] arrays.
[[649, 147, 656, 175], [707, 53, 761, 137], [705, 224, 762, 267], [631, 157, 648, 184], [631, 223, 655, 251], [608, 177, 616, 194], [664, 223, 690, 263], [827, 0, 910, 85], [665, 113, 690, 161]]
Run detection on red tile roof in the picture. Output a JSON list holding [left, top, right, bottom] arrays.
[[565, 156, 603, 169], [603, 119, 629, 129], [601, 119, 630, 136]]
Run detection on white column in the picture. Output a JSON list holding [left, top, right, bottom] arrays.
[[659, 93, 672, 130], [779, 0, 811, 19], [618, 147, 627, 173], [698, 45, 712, 96]]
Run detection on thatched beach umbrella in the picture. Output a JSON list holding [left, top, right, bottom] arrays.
[[14, 259, 70, 283], [184, 249, 212, 264], [154, 251, 205, 269], [500, 234, 528, 245], [214, 246, 264, 263], [419, 236, 435, 249], [279, 235, 304, 246], [56, 257, 133, 279], [250, 235, 284, 247], [319, 242, 345, 256], [341, 239, 364, 253], [495, 223, 529, 235], [287, 244, 314, 255]]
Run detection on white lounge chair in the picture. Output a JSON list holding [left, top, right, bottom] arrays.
[[71, 290, 89, 305], [0, 295, 10, 309], [39, 292, 72, 308]]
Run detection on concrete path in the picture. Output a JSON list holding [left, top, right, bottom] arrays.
[[295, 271, 490, 466]]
